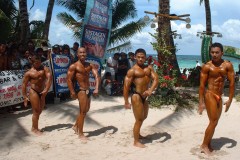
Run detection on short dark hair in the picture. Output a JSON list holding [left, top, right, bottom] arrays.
[[31, 55, 41, 62], [105, 72, 111, 77], [135, 48, 146, 56], [211, 42, 223, 52], [74, 42, 79, 46], [36, 47, 43, 53]]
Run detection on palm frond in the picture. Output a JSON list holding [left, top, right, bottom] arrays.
[[0, 0, 18, 19], [57, 12, 83, 28], [56, 0, 86, 18], [109, 18, 149, 45], [112, 0, 137, 29], [107, 41, 131, 53]]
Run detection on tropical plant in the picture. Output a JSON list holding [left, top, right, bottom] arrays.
[[56, 0, 148, 52], [0, 0, 18, 42], [148, 32, 197, 110]]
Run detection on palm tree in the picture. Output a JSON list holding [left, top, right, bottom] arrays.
[[56, 0, 148, 52], [157, 0, 180, 74], [43, 0, 55, 41], [0, 0, 18, 42], [200, 0, 212, 35], [18, 0, 30, 44]]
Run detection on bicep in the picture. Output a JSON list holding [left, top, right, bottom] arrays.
[[44, 67, 52, 79], [67, 65, 75, 80]]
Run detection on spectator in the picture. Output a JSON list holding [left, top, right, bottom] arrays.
[[196, 60, 201, 67], [7, 44, 21, 70], [105, 53, 120, 80], [36, 48, 47, 62], [52, 44, 60, 54], [62, 44, 70, 56], [117, 52, 129, 84], [70, 42, 79, 62], [20, 50, 31, 70], [128, 52, 135, 68], [27, 40, 35, 55]]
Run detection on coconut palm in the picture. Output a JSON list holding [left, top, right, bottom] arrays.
[[56, 0, 148, 52], [0, 0, 18, 42], [18, 0, 30, 44], [200, 0, 212, 34], [43, 0, 55, 41], [157, 0, 180, 74]]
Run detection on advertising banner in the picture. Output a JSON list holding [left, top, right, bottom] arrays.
[[0, 70, 29, 107], [201, 35, 212, 64], [81, 0, 112, 58], [51, 54, 71, 95], [0, 60, 53, 108]]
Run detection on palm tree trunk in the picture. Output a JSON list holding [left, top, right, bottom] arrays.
[[19, 0, 30, 44], [157, 0, 180, 74], [204, 0, 212, 35], [43, 0, 55, 41]]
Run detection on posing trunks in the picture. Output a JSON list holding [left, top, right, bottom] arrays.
[[78, 88, 91, 98], [132, 91, 147, 104], [31, 88, 42, 99], [206, 90, 222, 103]]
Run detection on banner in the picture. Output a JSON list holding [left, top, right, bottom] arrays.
[[81, 0, 112, 58], [0, 60, 53, 108], [201, 35, 212, 64], [51, 54, 71, 96]]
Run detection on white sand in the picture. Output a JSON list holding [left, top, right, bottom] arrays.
[[0, 95, 240, 160]]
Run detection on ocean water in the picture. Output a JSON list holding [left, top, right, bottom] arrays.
[[149, 54, 240, 72]]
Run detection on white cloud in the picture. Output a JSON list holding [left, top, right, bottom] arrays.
[[30, 9, 45, 21]]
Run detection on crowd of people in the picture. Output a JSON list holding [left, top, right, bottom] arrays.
[[0, 40, 80, 71]]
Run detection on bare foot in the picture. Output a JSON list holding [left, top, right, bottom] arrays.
[[208, 144, 214, 152], [134, 141, 146, 148], [79, 134, 88, 143], [72, 126, 78, 134], [31, 129, 43, 136], [200, 145, 212, 156]]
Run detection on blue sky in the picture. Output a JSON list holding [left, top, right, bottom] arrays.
[[24, 0, 240, 55]]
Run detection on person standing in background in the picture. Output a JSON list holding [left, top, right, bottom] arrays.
[[105, 53, 120, 80]]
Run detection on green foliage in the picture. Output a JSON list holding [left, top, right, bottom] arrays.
[[148, 32, 197, 110]]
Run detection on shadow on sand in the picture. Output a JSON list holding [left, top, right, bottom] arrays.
[[41, 123, 73, 132], [142, 132, 171, 144], [86, 125, 118, 137], [211, 137, 237, 150]]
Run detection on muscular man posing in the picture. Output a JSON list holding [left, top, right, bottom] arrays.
[[67, 47, 100, 141], [123, 48, 159, 148], [198, 42, 235, 155], [22, 55, 52, 135]]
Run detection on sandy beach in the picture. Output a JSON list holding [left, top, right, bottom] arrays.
[[0, 92, 240, 160]]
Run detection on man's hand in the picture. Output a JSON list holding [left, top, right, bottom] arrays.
[[142, 90, 151, 98], [40, 89, 48, 97], [93, 89, 99, 97], [24, 97, 29, 107], [198, 103, 205, 115], [224, 99, 232, 112], [124, 103, 131, 109], [70, 92, 77, 100]]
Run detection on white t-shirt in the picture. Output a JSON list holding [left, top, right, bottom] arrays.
[[102, 79, 112, 95], [105, 57, 118, 78], [196, 62, 201, 67]]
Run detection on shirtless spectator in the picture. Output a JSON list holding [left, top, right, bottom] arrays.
[[22, 55, 52, 135], [198, 42, 235, 155], [67, 47, 100, 141], [123, 48, 159, 148]]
